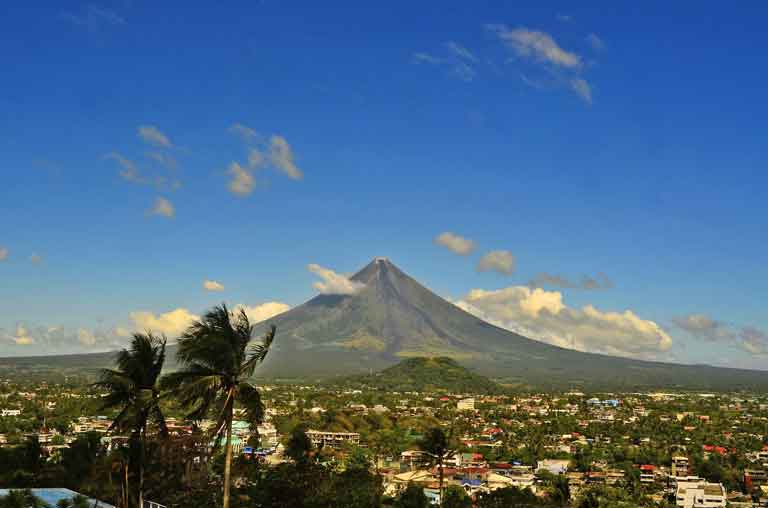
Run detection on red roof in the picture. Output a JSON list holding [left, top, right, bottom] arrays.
[[640, 464, 655, 471]]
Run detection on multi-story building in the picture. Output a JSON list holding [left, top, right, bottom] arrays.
[[675, 480, 726, 507], [672, 456, 690, 477], [306, 429, 360, 449]]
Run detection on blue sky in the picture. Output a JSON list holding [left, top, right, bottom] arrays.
[[1, 1, 766, 369]]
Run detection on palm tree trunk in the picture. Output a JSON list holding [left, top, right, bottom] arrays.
[[438, 457, 444, 508], [222, 397, 234, 508], [123, 462, 129, 508], [139, 427, 145, 508]]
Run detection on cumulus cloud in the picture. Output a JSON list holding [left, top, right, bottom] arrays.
[[130, 308, 199, 337], [308, 264, 366, 295], [229, 123, 259, 144], [203, 279, 225, 292], [434, 232, 476, 256], [456, 285, 673, 358], [149, 197, 175, 218], [477, 250, 515, 275], [674, 312, 768, 356], [570, 78, 592, 105], [486, 25, 582, 69], [226, 162, 256, 196], [230, 302, 291, 324], [528, 272, 613, 290], [740, 328, 768, 356], [0, 323, 126, 354], [138, 125, 172, 148], [0, 247, 7, 261], [269, 136, 303, 180]]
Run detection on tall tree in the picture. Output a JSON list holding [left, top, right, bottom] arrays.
[[419, 427, 453, 507], [161, 304, 276, 508], [94, 332, 168, 508]]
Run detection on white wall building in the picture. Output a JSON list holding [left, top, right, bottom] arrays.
[[675, 480, 726, 508]]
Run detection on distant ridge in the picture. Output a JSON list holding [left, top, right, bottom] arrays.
[[2, 258, 767, 391]]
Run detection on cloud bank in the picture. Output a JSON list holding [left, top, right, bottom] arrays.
[[308, 264, 365, 295]]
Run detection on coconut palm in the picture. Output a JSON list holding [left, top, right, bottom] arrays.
[[0, 490, 46, 508], [161, 304, 276, 508], [94, 332, 168, 508], [419, 427, 455, 508]]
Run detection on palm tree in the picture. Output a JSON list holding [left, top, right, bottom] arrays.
[[419, 427, 454, 507], [94, 332, 168, 508], [161, 304, 276, 508], [0, 490, 46, 508]]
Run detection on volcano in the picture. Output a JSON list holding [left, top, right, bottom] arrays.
[[254, 258, 767, 390]]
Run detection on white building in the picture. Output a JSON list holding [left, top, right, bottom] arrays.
[[306, 429, 360, 448], [1, 409, 21, 417], [457, 398, 475, 411], [675, 480, 726, 507]]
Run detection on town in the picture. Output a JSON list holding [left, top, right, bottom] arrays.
[[1, 371, 767, 507]]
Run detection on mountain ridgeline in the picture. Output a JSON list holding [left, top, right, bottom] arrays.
[[3, 258, 767, 391], [337, 356, 502, 394]]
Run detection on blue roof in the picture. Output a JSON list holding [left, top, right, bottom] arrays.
[[0, 488, 115, 508]]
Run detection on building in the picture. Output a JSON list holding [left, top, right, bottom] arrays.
[[0, 409, 21, 417], [306, 429, 360, 449], [675, 480, 726, 507], [457, 398, 475, 411], [672, 456, 690, 477]]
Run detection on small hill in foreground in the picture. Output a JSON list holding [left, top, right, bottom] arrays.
[[338, 356, 502, 394]]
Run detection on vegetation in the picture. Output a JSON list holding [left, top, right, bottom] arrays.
[[161, 304, 275, 508]]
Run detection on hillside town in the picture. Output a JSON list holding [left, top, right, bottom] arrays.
[[1, 370, 768, 507]]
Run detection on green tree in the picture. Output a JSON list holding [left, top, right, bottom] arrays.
[[285, 427, 314, 464], [0, 490, 46, 508], [162, 304, 276, 508], [94, 332, 168, 508], [396, 484, 430, 508], [419, 427, 452, 507], [442, 485, 471, 508]]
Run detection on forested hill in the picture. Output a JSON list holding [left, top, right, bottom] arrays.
[[336, 356, 503, 394]]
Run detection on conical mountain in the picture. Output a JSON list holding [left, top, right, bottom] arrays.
[[255, 258, 768, 390]]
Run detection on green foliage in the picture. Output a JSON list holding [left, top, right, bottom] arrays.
[[475, 486, 542, 508], [394, 484, 429, 508], [341, 357, 503, 394], [442, 485, 471, 508]]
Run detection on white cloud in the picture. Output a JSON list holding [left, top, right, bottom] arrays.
[[570, 78, 592, 104], [229, 123, 259, 144], [230, 302, 291, 324], [0, 247, 7, 261], [269, 136, 303, 180], [486, 25, 582, 69], [586, 33, 606, 51], [434, 232, 476, 256], [30, 253, 42, 265], [77, 328, 97, 346], [146, 151, 177, 169], [130, 308, 199, 337], [63, 5, 125, 29], [138, 125, 172, 148], [12, 325, 34, 345], [412, 52, 444, 65], [247, 148, 264, 169], [149, 197, 175, 218], [105, 152, 145, 183], [740, 328, 768, 356], [226, 162, 255, 196], [203, 279, 225, 292], [477, 250, 515, 275], [308, 264, 365, 295], [446, 41, 477, 62], [528, 272, 613, 290], [456, 285, 673, 358]]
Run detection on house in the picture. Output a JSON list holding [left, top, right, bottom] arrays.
[[672, 456, 690, 477], [537, 459, 570, 475], [306, 430, 360, 448], [675, 480, 726, 507], [457, 398, 475, 411]]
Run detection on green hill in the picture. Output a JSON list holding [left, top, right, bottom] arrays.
[[339, 356, 502, 394]]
